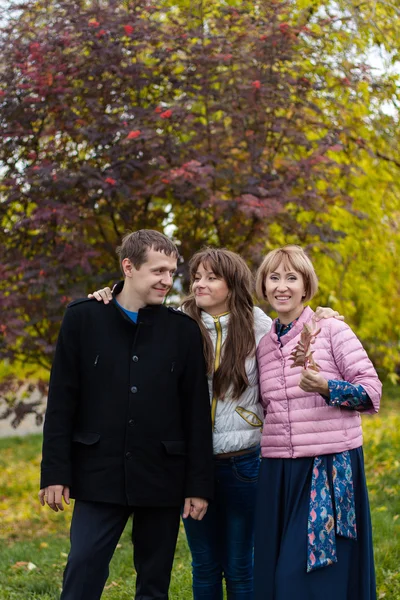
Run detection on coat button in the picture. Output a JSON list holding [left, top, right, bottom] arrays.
[[130, 386, 138, 393], [128, 419, 135, 427], [132, 355, 139, 362], [125, 452, 132, 459]]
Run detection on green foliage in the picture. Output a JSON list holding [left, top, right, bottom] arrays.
[[265, 154, 400, 375]]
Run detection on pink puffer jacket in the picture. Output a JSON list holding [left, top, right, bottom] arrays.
[[257, 306, 381, 458]]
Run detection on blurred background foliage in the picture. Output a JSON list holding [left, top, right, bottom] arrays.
[[0, 0, 399, 420]]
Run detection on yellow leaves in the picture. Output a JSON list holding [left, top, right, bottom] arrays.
[[387, 373, 399, 386], [295, 0, 315, 10]]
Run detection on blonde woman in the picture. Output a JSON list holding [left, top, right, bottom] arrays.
[[254, 245, 381, 600]]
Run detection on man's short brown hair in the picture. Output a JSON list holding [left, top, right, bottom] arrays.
[[116, 229, 179, 273]]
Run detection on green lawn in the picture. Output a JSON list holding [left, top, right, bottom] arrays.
[[0, 384, 399, 599]]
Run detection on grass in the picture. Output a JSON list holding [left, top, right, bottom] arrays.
[[0, 384, 399, 599], [362, 384, 400, 599]]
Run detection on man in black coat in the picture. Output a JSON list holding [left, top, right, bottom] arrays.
[[39, 229, 214, 600]]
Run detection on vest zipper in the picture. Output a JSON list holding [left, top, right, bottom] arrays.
[[211, 312, 229, 430]]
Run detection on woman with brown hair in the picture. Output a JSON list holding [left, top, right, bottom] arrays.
[[180, 248, 271, 600]]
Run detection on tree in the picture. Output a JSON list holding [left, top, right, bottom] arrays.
[[0, 0, 399, 423]]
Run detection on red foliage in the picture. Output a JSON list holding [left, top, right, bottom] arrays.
[[124, 25, 134, 35], [160, 109, 172, 119], [126, 130, 141, 139], [105, 177, 117, 185]]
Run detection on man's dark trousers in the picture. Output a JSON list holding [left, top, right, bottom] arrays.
[[60, 500, 181, 600]]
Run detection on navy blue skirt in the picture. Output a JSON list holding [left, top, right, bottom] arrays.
[[254, 447, 376, 600]]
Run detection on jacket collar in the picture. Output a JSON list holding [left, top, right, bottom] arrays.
[[112, 280, 164, 326], [270, 305, 314, 347], [201, 310, 230, 332]]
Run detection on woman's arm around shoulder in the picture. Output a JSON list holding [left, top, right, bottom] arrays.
[[326, 318, 382, 414]]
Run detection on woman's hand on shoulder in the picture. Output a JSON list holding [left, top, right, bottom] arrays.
[[88, 287, 113, 304], [299, 368, 329, 396], [314, 306, 344, 321]]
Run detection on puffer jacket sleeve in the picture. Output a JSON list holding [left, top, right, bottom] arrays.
[[328, 319, 381, 414]]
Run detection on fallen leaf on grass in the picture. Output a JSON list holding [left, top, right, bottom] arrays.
[[39, 542, 48, 548], [105, 581, 119, 589], [12, 561, 37, 570]]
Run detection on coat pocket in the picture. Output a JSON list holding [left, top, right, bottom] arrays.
[[72, 431, 101, 445], [161, 440, 186, 456]]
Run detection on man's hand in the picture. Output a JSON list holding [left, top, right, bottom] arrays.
[[299, 368, 329, 396], [87, 287, 113, 304], [314, 306, 344, 321], [39, 485, 70, 512], [182, 497, 208, 521]]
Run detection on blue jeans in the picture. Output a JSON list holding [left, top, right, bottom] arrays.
[[183, 447, 260, 600]]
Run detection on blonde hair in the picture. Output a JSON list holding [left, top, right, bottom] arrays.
[[255, 245, 318, 302]]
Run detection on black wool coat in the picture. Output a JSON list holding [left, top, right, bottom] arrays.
[[40, 294, 214, 507]]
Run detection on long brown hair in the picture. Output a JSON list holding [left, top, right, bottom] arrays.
[[181, 248, 255, 401]]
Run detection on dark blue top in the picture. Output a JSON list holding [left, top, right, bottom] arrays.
[[116, 300, 138, 323]]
